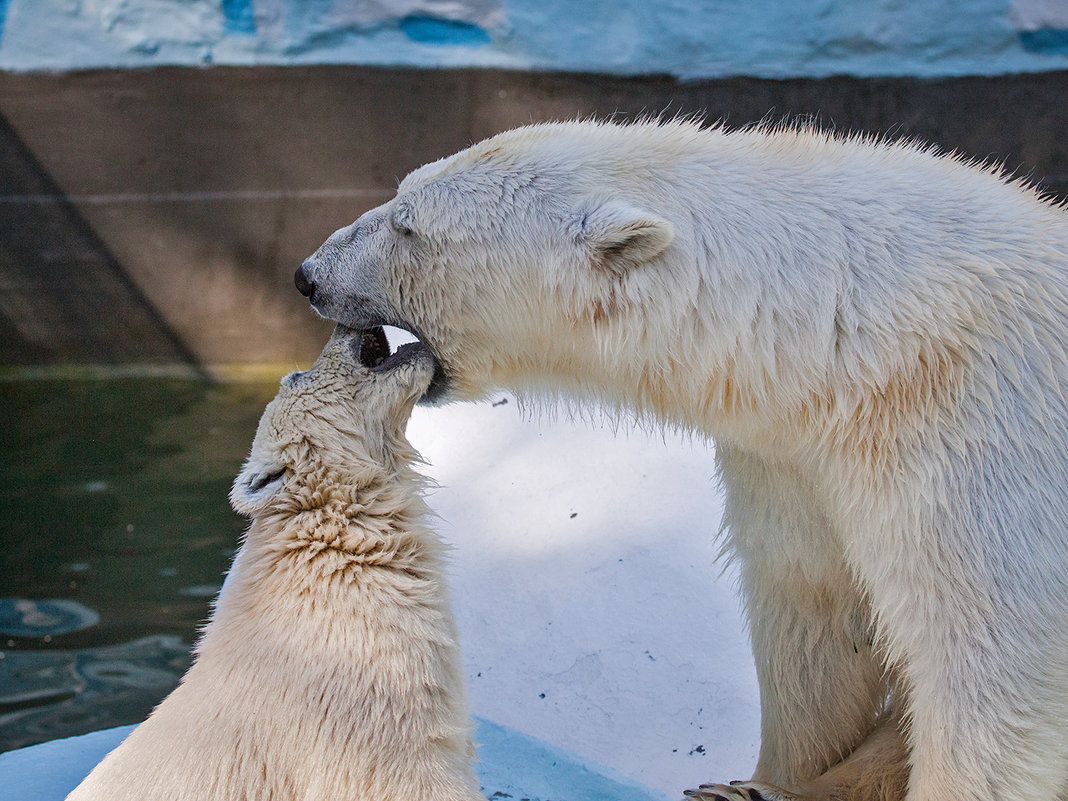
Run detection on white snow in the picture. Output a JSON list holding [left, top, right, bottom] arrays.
[[406, 394, 761, 795]]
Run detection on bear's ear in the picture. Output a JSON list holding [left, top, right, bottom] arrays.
[[573, 200, 674, 275], [229, 460, 287, 517]]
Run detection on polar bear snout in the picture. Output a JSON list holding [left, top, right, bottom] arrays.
[[294, 262, 316, 300]]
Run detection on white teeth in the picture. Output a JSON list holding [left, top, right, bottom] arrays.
[[383, 325, 420, 349]]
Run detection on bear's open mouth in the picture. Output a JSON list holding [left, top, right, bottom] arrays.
[[355, 325, 449, 400], [357, 326, 393, 370], [356, 325, 426, 373], [354, 326, 446, 399]]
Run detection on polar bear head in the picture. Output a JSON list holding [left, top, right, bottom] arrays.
[[294, 121, 681, 406], [230, 325, 435, 517]]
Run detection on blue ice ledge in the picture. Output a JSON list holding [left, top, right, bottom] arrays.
[[0, 717, 668, 801]]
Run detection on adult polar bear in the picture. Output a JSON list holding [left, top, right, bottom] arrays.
[[294, 119, 1068, 801]]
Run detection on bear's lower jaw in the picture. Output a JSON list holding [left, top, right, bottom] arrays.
[[418, 358, 452, 405]]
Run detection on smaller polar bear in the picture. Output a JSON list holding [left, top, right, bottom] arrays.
[[68, 326, 481, 801]]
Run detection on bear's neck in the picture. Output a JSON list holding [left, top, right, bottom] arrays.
[[493, 303, 978, 493], [217, 463, 442, 616], [167, 462, 469, 797]]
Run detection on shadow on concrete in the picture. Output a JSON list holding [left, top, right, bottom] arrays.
[[0, 112, 203, 371], [0, 67, 1065, 369]]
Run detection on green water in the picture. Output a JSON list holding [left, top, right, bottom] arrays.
[[0, 376, 279, 752]]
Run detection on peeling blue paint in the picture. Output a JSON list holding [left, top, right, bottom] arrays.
[[0, 0, 11, 43], [1019, 29, 1068, 55], [1, 0, 1067, 77], [221, 0, 256, 36], [399, 15, 490, 47]]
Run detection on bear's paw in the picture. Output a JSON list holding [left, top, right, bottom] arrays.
[[684, 780, 806, 801]]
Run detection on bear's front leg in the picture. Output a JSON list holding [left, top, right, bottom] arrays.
[[709, 450, 888, 793], [685, 709, 909, 801], [849, 500, 1068, 801]]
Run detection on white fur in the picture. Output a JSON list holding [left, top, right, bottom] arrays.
[[67, 329, 481, 801], [299, 119, 1068, 801]]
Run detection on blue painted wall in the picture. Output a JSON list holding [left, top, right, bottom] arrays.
[[221, 0, 257, 35], [0, 0, 1066, 78]]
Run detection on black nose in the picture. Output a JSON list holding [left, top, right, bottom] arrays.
[[294, 264, 316, 298]]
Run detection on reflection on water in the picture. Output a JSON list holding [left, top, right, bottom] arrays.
[[0, 376, 279, 752], [0, 599, 99, 638], [0, 635, 190, 748]]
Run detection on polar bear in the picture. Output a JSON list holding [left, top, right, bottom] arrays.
[[293, 119, 1068, 801], [67, 326, 481, 801]]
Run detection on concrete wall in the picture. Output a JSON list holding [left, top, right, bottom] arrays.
[[1, 66, 1067, 370], [1, 0, 1067, 77]]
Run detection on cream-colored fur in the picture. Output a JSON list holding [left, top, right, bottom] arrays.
[[67, 327, 481, 801], [297, 119, 1068, 801]]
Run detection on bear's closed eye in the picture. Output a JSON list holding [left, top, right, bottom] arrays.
[[248, 468, 286, 493]]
